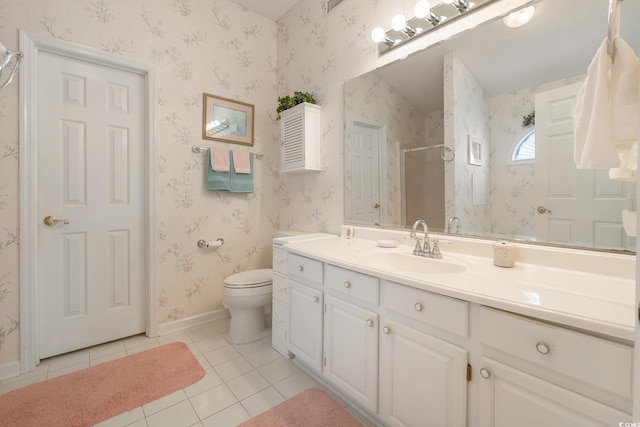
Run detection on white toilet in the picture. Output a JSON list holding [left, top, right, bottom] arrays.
[[222, 268, 273, 344]]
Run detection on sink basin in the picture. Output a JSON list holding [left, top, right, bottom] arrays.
[[363, 252, 468, 274]]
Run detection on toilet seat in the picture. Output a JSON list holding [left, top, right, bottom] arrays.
[[224, 268, 272, 289]]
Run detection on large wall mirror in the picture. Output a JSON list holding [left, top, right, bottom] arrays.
[[344, 0, 639, 252]]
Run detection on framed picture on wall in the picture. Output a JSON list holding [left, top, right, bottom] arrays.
[[468, 135, 482, 166], [202, 93, 254, 146]]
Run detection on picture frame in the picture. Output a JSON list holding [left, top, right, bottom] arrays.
[[468, 135, 483, 166], [202, 93, 254, 146]]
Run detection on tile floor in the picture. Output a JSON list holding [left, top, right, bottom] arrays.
[[0, 318, 370, 427]]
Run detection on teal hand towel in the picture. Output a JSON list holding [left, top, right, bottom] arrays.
[[206, 150, 231, 191], [230, 153, 254, 193]]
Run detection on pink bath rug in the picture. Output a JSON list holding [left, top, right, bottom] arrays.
[[238, 388, 364, 427], [0, 342, 205, 427]]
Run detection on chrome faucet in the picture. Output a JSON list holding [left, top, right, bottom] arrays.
[[410, 219, 442, 259], [447, 216, 461, 234]]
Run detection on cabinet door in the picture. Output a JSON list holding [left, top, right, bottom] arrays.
[[324, 295, 379, 413], [477, 358, 631, 427], [288, 280, 323, 372], [272, 299, 289, 357], [379, 319, 467, 427]]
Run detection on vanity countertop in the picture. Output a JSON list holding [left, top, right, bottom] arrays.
[[284, 234, 635, 342]]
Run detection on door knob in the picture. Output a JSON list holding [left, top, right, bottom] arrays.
[[43, 215, 69, 226], [537, 206, 551, 214], [374, 203, 380, 209]]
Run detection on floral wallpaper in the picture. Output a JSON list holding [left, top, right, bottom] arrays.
[[444, 53, 492, 235], [0, 0, 279, 368], [0, 0, 532, 372]]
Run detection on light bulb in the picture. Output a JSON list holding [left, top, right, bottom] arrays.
[[502, 6, 535, 28], [414, 0, 431, 19], [371, 26, 386, 43], [391, 14, 407, 32]]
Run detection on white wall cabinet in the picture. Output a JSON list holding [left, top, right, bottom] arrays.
[[476, 358, 630, 427], [323, 294, 379, 413], [379, 318, 468, 427], [279, 102, 322, 173]]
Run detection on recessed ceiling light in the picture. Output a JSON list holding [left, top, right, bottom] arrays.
[[503, 6, 535, 28]]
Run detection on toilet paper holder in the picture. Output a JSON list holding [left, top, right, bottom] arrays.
[[197, 238, 225, 248]]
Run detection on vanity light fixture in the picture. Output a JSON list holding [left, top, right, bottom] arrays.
[[371, 0, 490, 54], [444, 0, 472, 13], [371, 26, 397, 47], [502, 5, 536, 28], [414, 0, 431, 18], [391, 14, 419, 37], [425, 11, 444, 26]]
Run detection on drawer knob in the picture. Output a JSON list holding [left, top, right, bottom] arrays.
[[297, 265, 304, 272], [383, 326, 391, 334], [536, 342, 550, 355], [480, 368, 491, 379], [344, 281, 351, 288], [414, 303, 423, 312], [366, 319, 374, 327], [312, 296, 319, 302]]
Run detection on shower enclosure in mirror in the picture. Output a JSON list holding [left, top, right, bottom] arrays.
[[344, 0, 640, 252]]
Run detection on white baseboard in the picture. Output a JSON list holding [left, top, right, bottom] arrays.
[[156, 308, 230, 337], [0, 360, 21, 381]]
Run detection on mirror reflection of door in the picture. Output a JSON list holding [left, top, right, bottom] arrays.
[[534, 82, 635, 251], [351, 120, 382, 225]]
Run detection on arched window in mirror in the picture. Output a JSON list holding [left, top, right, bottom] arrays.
[[508, 129, 535, 165]]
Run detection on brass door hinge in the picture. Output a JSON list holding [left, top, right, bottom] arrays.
[[467, 363, 472, 382]]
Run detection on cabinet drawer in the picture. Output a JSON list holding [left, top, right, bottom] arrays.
[[325, 264, 379, 306], [273, 246, 287, 274], [273, 272, 287, 302], [287, 253, 323, 289], [479, 307, 632, 399], [384, 281, 468, 337]]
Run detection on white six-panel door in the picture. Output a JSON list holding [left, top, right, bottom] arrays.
[[36, 51, 146, 358], [351, 121, 381, 225], [534, 82, 634, 250]]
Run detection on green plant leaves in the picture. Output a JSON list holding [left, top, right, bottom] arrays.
[[276, 91, 317, 119]]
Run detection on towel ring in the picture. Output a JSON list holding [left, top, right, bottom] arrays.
[[441, 146, 455, 161]]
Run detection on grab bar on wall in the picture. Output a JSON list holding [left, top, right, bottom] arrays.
[[191, 145, 264, 160], [607, 0, 623, 62], [404, 144, 455, 162]]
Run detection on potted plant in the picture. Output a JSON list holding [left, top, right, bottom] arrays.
[[276, 91, 317, 120]]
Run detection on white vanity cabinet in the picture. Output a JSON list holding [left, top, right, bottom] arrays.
[[476, 358, 630, 427], [380, 281, 469, 427], [323, 265, 380, 413], [287, 253, 324, 372], [283, 248, 632, 427], [476, 307, 632, 426], [271, 244, 289, 356]]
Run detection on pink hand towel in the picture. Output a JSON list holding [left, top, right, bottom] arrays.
[[232, 150, 251, 174], [210, 147, 230, 172]]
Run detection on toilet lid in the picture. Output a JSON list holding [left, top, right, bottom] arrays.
[[224, 268, 273, 288]]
